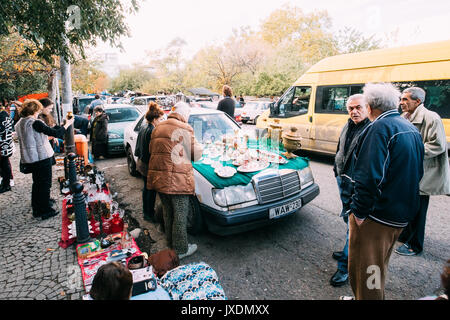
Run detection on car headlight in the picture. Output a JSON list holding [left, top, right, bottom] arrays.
[[108, 133, 122, 139], [298, 167, 314, 189], [212, 183, 257, 207]]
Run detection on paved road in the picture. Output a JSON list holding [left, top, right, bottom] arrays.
[[95, 150, 450, 300], [1, 136, 448, 300]]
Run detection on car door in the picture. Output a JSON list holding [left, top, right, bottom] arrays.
[[274, 86, 313, 149], [310, 85, 363, 154]]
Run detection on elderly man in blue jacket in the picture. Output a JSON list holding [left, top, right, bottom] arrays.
[[347, 82, 424, 300]]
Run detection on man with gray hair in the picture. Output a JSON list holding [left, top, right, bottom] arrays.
[[395, 87, 450, 256], [346, 82, 424, 299], [330, 94, 370, 287]]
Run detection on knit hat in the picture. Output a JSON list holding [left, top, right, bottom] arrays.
[[172, 101, 191, 122]]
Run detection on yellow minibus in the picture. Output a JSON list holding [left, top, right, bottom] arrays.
[[256, 40, 450, 155]]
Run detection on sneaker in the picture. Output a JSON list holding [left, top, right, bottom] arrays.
[[178, 244, 198, 259], [339, 296, 354, 300], [395, 243, 419, 256]]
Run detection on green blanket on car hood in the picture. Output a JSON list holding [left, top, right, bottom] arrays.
[[192, 155, 309, 189]]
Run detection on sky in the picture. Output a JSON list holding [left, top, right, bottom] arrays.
[[92, 0, 450, 69]]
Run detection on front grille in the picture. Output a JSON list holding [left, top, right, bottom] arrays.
[[255, 171, 301, 204]]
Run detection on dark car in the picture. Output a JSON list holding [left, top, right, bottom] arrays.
[[103, 104, 142, 156]]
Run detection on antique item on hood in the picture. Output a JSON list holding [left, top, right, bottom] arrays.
[[237, 160, 270, 173], [268, 119, 283, 143], [282, 126, 302, 159]]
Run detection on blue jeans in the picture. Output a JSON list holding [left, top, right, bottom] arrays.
[[336, 176, 349, 273]]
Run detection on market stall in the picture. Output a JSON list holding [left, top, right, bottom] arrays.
[[57, 156, 226, 300], [58, 163, 125, 249], [192, 133, 309, 188]]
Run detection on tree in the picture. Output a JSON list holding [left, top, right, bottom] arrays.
[[142, 37, 188, 93], [0, 32, 51, 99], [109, 67, 153, 94], [334, 27, 382, 54], [0, 0, 139, 63], [71, 59, 109, 94]]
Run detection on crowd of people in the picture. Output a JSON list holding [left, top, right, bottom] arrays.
[[1, 82, 449, 300]]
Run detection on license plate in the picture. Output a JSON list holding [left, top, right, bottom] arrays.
[[269, 199, 302, 219]]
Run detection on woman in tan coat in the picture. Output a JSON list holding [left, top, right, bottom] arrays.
[[147, 102, 203, 259]]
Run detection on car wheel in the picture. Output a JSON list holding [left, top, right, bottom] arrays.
[[126, 146, 139, 177], [187, 196, 204, 235], [242, 120, 247, 124]]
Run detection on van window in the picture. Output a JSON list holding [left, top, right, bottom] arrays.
[[315, 85, 363, 114], [396, 80, 450, 119], [270, 86, 311, 118]]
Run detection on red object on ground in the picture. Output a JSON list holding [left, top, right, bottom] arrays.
[[76, 234, 142, 293], [58, 199, 100, 249]]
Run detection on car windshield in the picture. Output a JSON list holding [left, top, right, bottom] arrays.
[[79, 98, 95, 112], [188, 113, 240, 143], [106, 108, 140, 123]]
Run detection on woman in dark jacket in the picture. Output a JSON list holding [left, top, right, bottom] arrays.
[[15, 99, 74, 219], [90, 106, 108, 160], [38, 98, 61, 151], [134, 102, 165, 221]]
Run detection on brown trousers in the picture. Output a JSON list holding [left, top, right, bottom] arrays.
[[348, 215, 403, 300]]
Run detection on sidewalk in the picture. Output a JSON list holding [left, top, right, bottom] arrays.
[[0, 142, 85, 300]]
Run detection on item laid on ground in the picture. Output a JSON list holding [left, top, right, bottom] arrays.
[[158, 262, 227, 300], [58, 164, 125, 249], [76, 233, 142, 293], [148, 249, 180, 278]]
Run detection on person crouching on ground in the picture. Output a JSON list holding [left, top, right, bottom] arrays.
[[90, 106, 108, 160], [147, 102, 203, 259], [90, 262, 133, 300], [135, 102, 165, 222], [14, 99, 74, 220]]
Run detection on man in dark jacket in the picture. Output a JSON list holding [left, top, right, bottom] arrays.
[[347, 83, 424, 300], [217, 85, 235, 118], [90, 106, 108, 160], [330, 94, 370, 287]]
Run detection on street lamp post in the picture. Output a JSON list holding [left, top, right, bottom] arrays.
[[67, 152, 91, 244], [61, 55, 91, 244]]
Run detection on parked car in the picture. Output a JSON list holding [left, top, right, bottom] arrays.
[[194, 101, 218, 109], [240, 101, 271, 124], [124, 107, 320, 236], [103, 104, 143, 156], [131, 96, 157, 110], [73, 95, 96, 115]]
